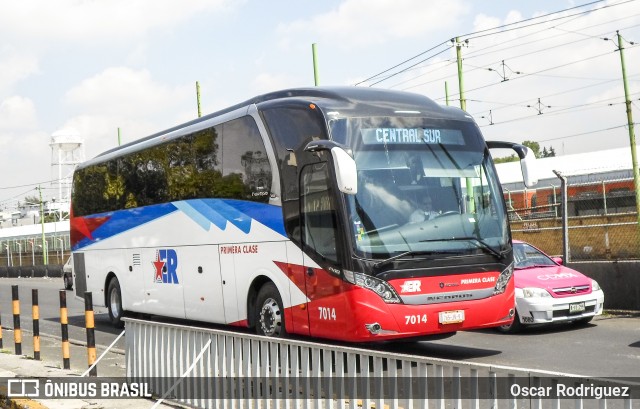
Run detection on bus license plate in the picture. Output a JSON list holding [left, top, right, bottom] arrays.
[[569, 302, 585, 314], [439, 310, 465, 324]]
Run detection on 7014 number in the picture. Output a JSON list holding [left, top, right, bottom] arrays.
[[319, 307, 337, 321], [405, 314, 427, 325]]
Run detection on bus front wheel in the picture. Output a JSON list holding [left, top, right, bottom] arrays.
[[107, 278, 124, 328], [255, 283, 286, 338]]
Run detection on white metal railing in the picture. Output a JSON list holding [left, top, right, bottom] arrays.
[[124, 318, 637, 409]]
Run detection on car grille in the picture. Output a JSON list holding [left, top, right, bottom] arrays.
[[551, 285, 590, 296]]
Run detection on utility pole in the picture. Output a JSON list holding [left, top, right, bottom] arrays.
[[196, 81, 202, 118], [455, 37, 474, 212], [37, 186, 48, 265], [616, 31, 640, 229], [312, 43, 320, 86], [455, 37, 466, 111], [445, 81, 450, 106], [117, 127, 121, 146]]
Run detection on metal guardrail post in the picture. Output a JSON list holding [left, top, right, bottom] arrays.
[[553, 170, 570, 263]]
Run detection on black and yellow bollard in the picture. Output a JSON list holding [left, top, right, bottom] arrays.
[[32, 289, 40, 360], [59, 290, 71, 369], [0, 301, 3, 349], [84, 292, 97, 376], [11, 285, 21, 355]]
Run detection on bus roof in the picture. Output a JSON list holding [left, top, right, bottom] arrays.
[[90, 86, 470, 164]]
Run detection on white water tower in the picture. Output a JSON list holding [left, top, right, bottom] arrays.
[[50, 129, 85, 218]]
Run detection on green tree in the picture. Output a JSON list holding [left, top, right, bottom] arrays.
[[522, 140, 541, 158]]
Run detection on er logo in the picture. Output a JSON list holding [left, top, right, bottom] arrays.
[[152, 249, 179, 284], [400, 280, 421, 293]]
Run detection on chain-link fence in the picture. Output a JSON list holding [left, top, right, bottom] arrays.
[[0, 233, 70, 267], [506, 176, 639, 261]]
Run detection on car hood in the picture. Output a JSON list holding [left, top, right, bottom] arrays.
[[514, 265, 592, 296]]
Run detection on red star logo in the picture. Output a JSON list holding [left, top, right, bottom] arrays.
[[153, 251, 165, 282]]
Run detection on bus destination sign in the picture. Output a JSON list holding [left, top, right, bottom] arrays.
[[361, 128, 464, 145]]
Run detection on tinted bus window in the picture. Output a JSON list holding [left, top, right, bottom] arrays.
[[73, 116, 271, 216]]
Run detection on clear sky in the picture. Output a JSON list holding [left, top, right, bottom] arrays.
[[1, 0, 639, 207]]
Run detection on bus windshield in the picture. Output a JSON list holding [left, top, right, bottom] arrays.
[[330, 116, 508, 260]]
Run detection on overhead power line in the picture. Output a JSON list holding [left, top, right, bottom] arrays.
[[360, 0, 636, 88]]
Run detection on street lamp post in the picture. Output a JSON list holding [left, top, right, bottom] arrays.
[[37, 186, 48, 265], [4, 244, 11, 267], [56, 238, 64, 263], [16, 242, 22, 266], [29, 239, 35, 266]]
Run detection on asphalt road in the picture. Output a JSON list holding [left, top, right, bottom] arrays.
[[0, 277, 638, 378]]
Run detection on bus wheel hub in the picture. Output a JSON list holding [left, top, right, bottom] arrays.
[[260, 298, 281, 336]]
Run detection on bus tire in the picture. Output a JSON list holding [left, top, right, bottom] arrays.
[[107, 278, 125, 328], [255, 282, 287, 338]]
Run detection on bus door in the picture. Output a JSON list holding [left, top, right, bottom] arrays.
[[122, 249, 148, 310], [300, 161, 347, 338], [181, 245, 225, 323]]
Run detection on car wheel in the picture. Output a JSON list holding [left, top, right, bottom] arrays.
[[107, 278, 125, 328], [64, 275, 73, 290], [497, 310, 523, 334], [255, 282, 287, 338]]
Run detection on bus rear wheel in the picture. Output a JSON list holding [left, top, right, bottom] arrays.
[[107, 278, 124, 328], [255, 283, 286, 338]]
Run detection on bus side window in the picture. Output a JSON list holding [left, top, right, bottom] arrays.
[[300, 163, 339, 264]]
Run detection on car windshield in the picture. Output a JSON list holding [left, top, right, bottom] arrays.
[[330, 116, 509, 259], [513, 242, 557, 269]]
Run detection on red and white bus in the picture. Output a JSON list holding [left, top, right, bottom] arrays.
[[70, 87, 536, 342]]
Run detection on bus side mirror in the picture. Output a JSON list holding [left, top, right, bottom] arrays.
[[486, 141, 538, 188], [304, 140, 358, 195], [519, 146, 538, 188], [331, 147, 358, 195]]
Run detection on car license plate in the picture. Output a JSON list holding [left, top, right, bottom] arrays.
[[569, 302, 585, 314], [439, 310, 465, 324]]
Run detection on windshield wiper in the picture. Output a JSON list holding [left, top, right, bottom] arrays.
[[516, 264, 555, 270], [419, 236, 506, 259], [372, 250, 454, 271]]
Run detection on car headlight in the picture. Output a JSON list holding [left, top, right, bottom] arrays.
[[522, 287, 551, 298], [494, 262, 514, 295], [591, 279, 601, 291], [344, 270, 402, 304]]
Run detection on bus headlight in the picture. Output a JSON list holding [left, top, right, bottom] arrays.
[[494, 263, 514, 295], [344, 270, 402, 304]]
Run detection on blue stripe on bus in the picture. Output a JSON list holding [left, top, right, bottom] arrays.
[[222, 199, 287, 237], [174, 200, 226, 231], [73, 199, 286, 250]]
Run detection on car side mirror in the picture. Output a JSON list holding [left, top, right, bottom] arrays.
[[552, 257, 563, 265]]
